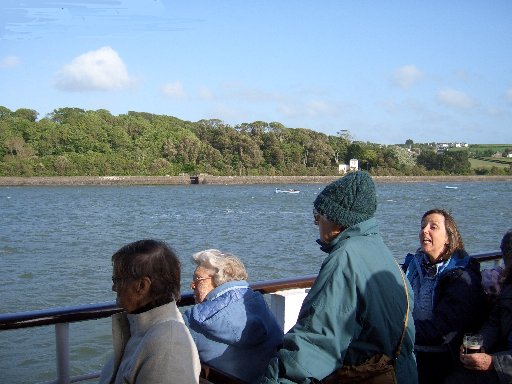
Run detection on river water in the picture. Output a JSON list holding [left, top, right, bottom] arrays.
[[1, 181, 511, 383]]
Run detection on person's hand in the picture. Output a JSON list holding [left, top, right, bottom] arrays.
[[459, 350, 494, 371]]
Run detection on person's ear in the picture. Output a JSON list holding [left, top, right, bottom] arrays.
[[334, 223, 344, 235], [137, 276, 152, 295]]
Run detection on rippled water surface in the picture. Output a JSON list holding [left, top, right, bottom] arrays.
[[1, 181, 511, 383]]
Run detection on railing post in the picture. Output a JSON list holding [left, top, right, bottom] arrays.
[[55, 323, 70, 384]]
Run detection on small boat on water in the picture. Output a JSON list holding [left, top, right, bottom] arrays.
[[445, 186, 459, 189], [275, 188, 300, 194]]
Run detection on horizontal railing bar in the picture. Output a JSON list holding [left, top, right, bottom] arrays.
[[0, 251, 502, 331], [0, 301, 122, 331], [251, 274, 317, 294], [0, 274, 317, 330], [470, 250, 503, 262]]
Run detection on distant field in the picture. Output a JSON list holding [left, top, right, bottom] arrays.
[[451, 144, 512, 152], [469, 158, 511, 169], [449, 144, 512, 169], [480, 157, 512, 164], [469, 144, 512, 153], [468, 144, 512, 156]]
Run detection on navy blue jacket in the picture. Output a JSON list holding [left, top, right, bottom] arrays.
[[404, 250, 486, 350]]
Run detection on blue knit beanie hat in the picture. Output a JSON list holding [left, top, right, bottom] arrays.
[[314, 171, 377, 228]]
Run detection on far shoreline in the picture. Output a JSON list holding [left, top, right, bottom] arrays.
[[0, 174, 511, 186]]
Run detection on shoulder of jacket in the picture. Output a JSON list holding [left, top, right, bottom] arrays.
[[402, 253, 415, 272]]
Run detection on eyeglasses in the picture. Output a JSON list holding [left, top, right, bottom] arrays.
[[192, 275, 212, 283], [112, 276, 132, 285], [313, 209, 321, 223]]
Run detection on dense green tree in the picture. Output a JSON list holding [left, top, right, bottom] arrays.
[[416, 149, 439, 170], [0, 106, 12, 119], [14, 108, 38, 122], [48, 107, 86, 124], [442, 150, 471, 174], [0, 105, 493, 177], [261, 132, 285, 168], [417, 149, 471, 174], [345, 143, 365, 163], [329, 135, 349, 165]]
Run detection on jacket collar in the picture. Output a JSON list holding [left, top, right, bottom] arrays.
[[205, 280, 249, 302], [317, 217, 379, 253], [126, 301, 181, 336]]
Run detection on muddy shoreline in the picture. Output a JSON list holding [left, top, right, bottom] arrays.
[[0, 175, 511, 186]]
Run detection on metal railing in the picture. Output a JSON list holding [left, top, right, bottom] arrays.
[[0, 251, 502, 384]]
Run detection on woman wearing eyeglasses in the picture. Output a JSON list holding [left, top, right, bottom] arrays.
[[403, 209, 487, 384], [99, 239, 201, 384], [183, 249, 283, 383]]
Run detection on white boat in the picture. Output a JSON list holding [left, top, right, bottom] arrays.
[[445, 186, 459, 189], [275, 188, 300, 194]]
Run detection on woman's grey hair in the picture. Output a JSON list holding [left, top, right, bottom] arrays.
[[191, 249, 248, 287]]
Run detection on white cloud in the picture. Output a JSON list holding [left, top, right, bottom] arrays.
[[1, 56, 20, 68], [198, 86, 214, 100], [54, 46, 133, 91], [391, 65, 424, 89], [506, 88, 512, 104], [161, 81, 186, 99], [437, 88, 476, 110]]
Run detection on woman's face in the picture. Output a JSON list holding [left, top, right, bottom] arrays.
[[113, 278, 140, 313], [112, 272, 151, 313], [419, 212, 449, 262], [190, 266, 215, 304]]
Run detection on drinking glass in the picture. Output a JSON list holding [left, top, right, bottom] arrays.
[[463, 333, 483, 354]]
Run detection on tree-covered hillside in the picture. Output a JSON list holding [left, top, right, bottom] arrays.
[[0, 106, 510, 177]]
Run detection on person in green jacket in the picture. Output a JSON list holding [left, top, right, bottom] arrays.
[[258, 171, 418, 384]]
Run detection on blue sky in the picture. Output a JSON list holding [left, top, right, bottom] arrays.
[[1, 0, 512, 144]]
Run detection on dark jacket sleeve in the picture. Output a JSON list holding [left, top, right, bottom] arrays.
[[486, 283, 512, 383], [480, 301, 502, 352], [414, 265, 485, 346], [492, 352, 512, 384]]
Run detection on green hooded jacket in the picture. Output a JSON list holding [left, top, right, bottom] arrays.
[[258, 218, 418, 384]]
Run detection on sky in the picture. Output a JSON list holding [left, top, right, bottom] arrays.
[[1, 0, 512, 145]]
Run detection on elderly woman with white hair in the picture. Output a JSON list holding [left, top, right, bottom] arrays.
[[183, 249, 283, 383]]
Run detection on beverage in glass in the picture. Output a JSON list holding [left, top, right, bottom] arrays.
[[463, 333, 483, 354]]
